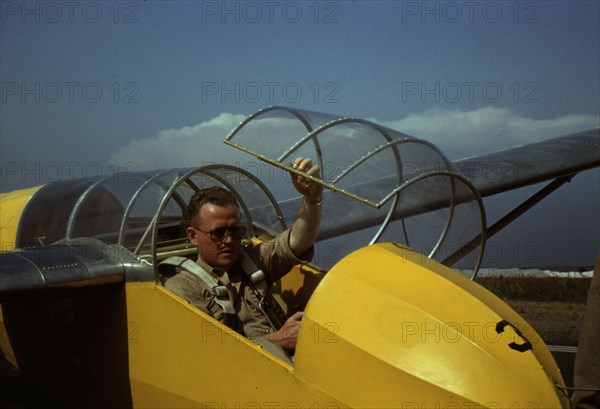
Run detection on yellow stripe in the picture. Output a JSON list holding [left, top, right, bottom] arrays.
[[0, 185, 43, 251]]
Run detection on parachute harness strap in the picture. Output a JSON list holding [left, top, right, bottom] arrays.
[[160, 256, 234, 315]]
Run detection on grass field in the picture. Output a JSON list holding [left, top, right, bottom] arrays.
[[476, 276, 591, 346]]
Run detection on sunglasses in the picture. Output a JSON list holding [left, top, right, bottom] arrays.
[[193, 225, 247, 242]]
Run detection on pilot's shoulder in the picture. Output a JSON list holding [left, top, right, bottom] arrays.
[[164, 268, 205, 294]]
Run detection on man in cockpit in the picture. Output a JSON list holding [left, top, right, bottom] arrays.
[[163, 157, 322, 361]]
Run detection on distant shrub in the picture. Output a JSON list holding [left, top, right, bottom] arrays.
[[475, 276, 592, 303]]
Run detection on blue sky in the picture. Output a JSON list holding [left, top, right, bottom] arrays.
[[1, 0, 599, 268]]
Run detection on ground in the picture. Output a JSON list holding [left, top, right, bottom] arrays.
[[476, 275, 591, 346], [507, 300, 586, 346]]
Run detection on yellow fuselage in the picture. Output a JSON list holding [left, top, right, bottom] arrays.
[[0, 185, 568, 408]]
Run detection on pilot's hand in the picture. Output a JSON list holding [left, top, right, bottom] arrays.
[[290, 158, 323, 205], [265, 311, 304, 350]]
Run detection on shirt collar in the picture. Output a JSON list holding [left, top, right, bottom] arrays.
[[196, 257, 224, 279]]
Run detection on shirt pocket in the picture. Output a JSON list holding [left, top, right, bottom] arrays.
[[204, 290, 224, 321]]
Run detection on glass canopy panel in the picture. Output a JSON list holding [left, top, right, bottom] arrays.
[[183, 166, 285, 236], [372, 173, 486, 276], [119, 169, 192, 253], [226, 107, 456, 208], [225, 107, 316, 166], [66, 172, 164, 244], [16, 179, 94, 248]]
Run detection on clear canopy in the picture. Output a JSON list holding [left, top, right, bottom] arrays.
[[17, 166, 287, 269], [16, 106, 486, 278], [226, 106, 487, 275]]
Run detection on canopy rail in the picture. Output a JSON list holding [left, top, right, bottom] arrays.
[[224, 139, 382, 208]]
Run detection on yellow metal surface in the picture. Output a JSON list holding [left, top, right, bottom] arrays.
[[124, 244, 567, 408], [294, 243, 568, 408], [0, 185, 43, 369], [0, 185, 42, 251], [278, 263, 325, 312], [125, 282, 343, 408], [0, 308, 17, 368]]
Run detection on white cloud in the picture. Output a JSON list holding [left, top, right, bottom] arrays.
[[108, 108, 599, 171], [377, 107, 599, 159], [108, 113, 248, 170]]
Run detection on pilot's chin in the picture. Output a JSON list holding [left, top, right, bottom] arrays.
[[217, 254, 237, 269]]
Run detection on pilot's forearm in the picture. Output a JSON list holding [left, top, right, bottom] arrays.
[[289, 196, 322, 257]]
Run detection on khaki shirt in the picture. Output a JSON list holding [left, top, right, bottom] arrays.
[[165, 229, 307, 340]]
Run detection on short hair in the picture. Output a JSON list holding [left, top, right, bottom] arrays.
[[187, 186, 238, 225]]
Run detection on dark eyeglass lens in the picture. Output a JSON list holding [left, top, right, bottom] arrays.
[[211, 226, 245, 240]]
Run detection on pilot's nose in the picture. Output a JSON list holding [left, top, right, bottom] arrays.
[[222, 230, 235, 243]]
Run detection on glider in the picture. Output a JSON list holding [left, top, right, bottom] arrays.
[[1, 106, 598, 408]]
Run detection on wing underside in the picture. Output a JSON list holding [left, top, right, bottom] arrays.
[[455, 129, 600, 197]]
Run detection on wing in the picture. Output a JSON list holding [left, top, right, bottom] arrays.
[[455, 128, 600, 197], [449, 128, 599, 258]]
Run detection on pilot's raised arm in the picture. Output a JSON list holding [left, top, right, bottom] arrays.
[[288, 157, 323, 257], [264, 157, 323, 351]]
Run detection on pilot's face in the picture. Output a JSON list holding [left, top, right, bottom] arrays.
[[187, 203, 242, 270]]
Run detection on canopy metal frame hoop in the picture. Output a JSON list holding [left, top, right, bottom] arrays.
[[368, 171, 487, 276], [65, 173, 122, 240], [149, 164, 288, 279]]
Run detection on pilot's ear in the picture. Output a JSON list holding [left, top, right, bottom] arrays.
[[187, 226, 198, 245]]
